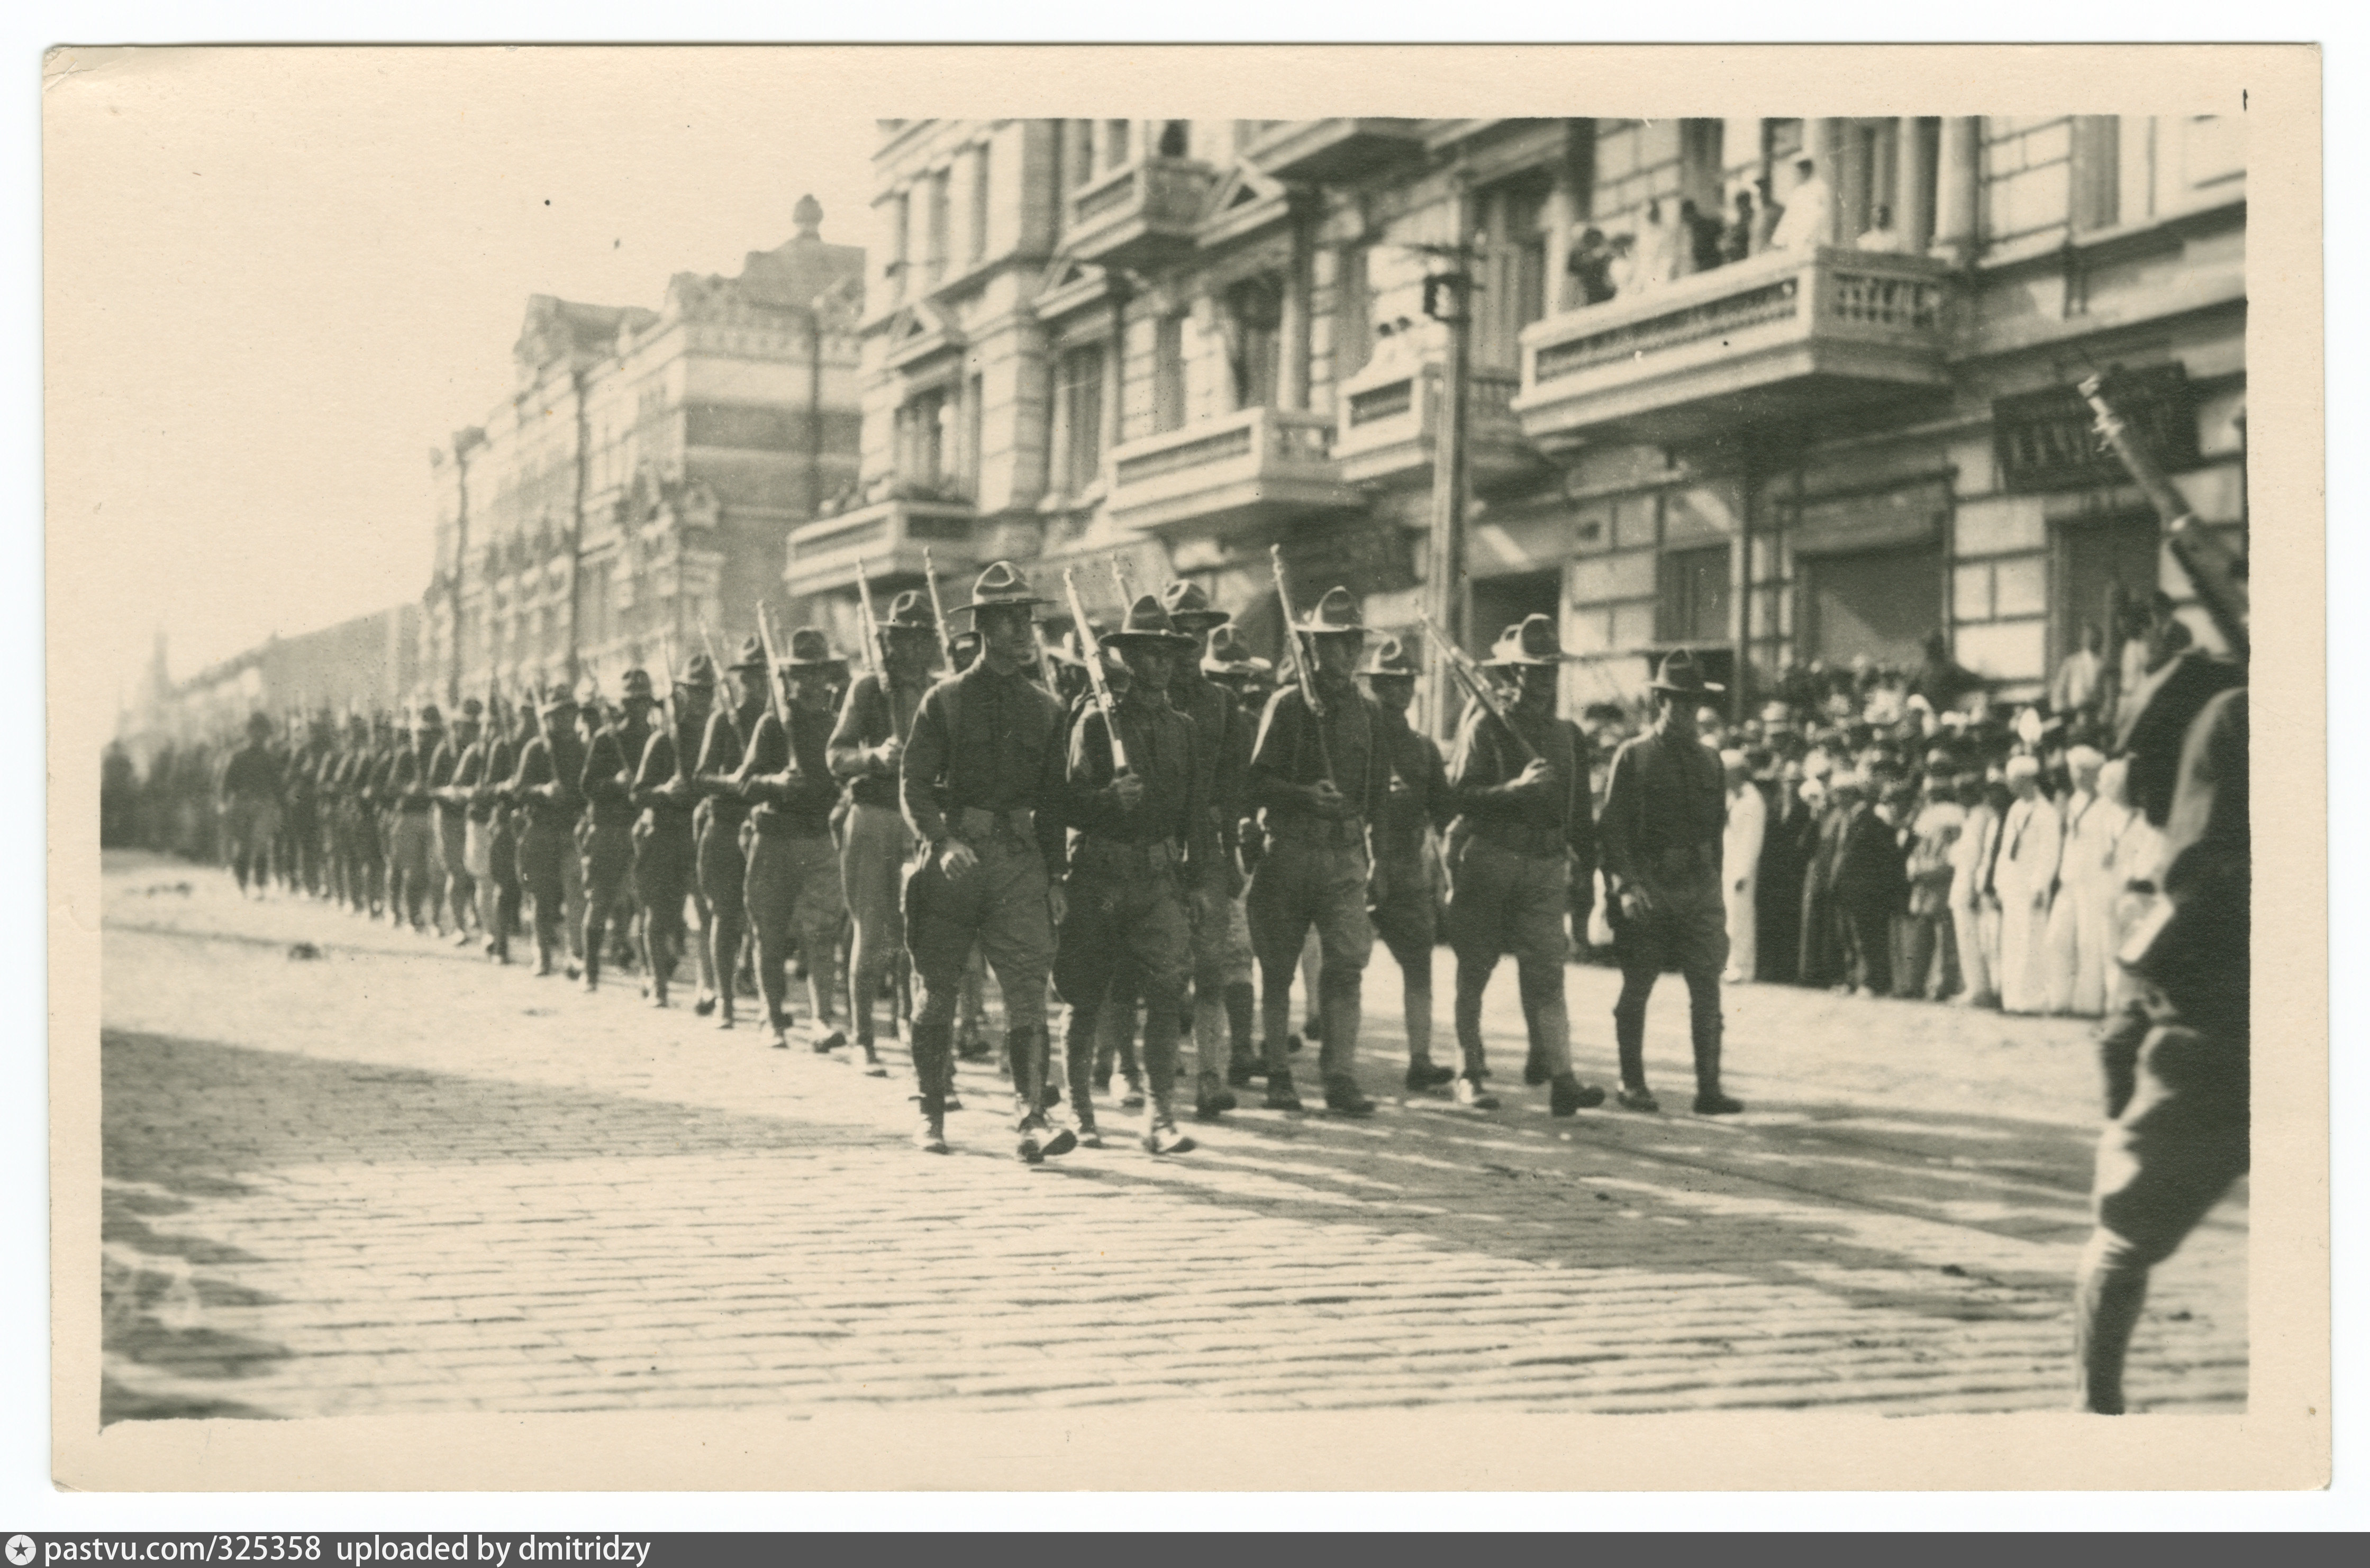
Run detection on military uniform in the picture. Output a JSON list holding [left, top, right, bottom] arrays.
[[430, 700, 483, 942], [508, 688, 589, 976], [578, 676, 654, 992], [695, 639, 768, 1027], [1442, 616, 1606, 1115], [1357, 639, 1459, 1092], [384, 710, 445, 931], [899, 562, 1076, 1158], [1054, 596, 1208, 1153], [829, 590, 938, 1071], [217, 715, 284, 896], [452, 704, 519, 961], [1598, 650, 1741, 1115], [1155, 582, 1251, 1119], [629, 658, 714, 1009], [737, 631, 849, 1049], [1245, 586, 1388, 1115]]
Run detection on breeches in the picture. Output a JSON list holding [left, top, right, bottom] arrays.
[[633, 816, 695, 942], [1246, 833, 1373, 977], [2088, 1019, 2249, 1272], [747, 829, 845, 1022], [1369, 849, 1438, 977], [906, 837, 1054, 1038], [840, 802, 911, 1012]]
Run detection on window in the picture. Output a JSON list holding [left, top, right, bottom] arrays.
[[1055, 345, 1106, 494], [925, 170, 951, 286], [1152, 314, 1188, 433], [1105, 120, 1132, 171], [961, 373, 984, 498], [897, 387, 950, 490], [1223, 274, 1283, 411], [1474, 175, 1550, 371], [1657, 545, 1733, 645], [968, 144, 992, 262], [1067, 120, 1096, 189], [2069, 116, 2120, 231], [1334, 244, 1372, 378], [1158, 121, 1191, 159], [888, 192, 911, 298]]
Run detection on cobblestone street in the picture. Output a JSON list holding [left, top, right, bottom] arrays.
[[96, 851, 2245, 1421]]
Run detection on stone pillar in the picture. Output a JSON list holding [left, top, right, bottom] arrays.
[[1280, 198, 1314, 411], [1930, 116, 1981, 266], [1823, 117, 1862, 243], [1896, 117, 1935, 253]]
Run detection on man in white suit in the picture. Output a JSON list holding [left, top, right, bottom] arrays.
[[2046, 745, 2115, 1016], [1994, 755, 2063, 1016], [1948, 772, 2000, 1007], [1719, 749, 1765, 984]]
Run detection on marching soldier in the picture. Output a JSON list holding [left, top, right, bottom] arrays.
[[1441, 616, 1609, 1115], [900, 561, 1077, 1161], [1156, 582, 1252, 1121], [578, 671, 656, 994], [1056, 596, 1210, 1154], [430, 699, 482, 945], [509, 685, 589, 978], [735, 630, 850, 1053], [1199, 626, 1272, 1083], [1356, 637, 1459, 1095], [629, 655, 715, 1009], [384, 706, 445, 932], [1245, 586, 1387, 1116], [1598, 649, 1745, 1115], [829, 590, 938, 1075], [217, 711, 284, 897], [284, 712, 331, 898], [353, 714, 393, 919], [694, 639, 768, 1028], [449, 694, 517, 963]]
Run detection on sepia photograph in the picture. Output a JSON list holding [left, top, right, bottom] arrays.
[[43, 42, 2327, 1496]]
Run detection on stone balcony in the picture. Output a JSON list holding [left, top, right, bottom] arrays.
[[782, 495, 978, 596], [1243, 119, 1427, 185], [1106, 405, 1360, 540], [1334, 354, 1540, 491], [1512, 246, 1958, 454], [1064, 157, 1220, 273]]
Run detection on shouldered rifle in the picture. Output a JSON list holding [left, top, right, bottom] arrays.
[[1062, 569, 1129, 773], [2078, 372, 2248, 661], [1268, 544, 1336, 787], [1107, 552, 1137, 606], [1413, 607, 1537, 763], [921, 547, 958, 671], [753, 605, 790, 731], [852, 558, 888, 685]]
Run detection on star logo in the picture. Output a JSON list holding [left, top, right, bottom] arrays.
[[5, 1535, 35, 1566]]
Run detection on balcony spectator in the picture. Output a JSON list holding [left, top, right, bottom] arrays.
[[1855, 203, 1909, 253], [1751, 176, 1786, 254], [1681, 197, 1726, 276], [1565, 227, 1618, 307], [2051, 621, 2106, 723], [1721, 189, 1757, 265], [1769, 157, 1831, 251], [1909, 630, 1985, 715], [1633, 197, 1686, 291]]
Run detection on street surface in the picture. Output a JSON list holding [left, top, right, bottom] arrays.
[[97, 850, 2245, 1420]]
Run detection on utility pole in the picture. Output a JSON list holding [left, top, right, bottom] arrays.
[[1416, 177, 1478, 742]]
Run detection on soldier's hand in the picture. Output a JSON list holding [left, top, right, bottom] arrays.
[[1619, 885, 1655, 922], [939, 838, 979, 881], [1368, 863, 1391, 909], [1047, 880, 1067, 927], [1113, 771, 1147, 809], [878, 736, 904, 771], [1512, 758, 1554, 793], [1307, 779, 1348, 817]]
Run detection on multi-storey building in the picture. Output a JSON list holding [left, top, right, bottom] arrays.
[[801, 117, 2244, 726], [124, 606, 424, 756], [424, 198, 865, 701]]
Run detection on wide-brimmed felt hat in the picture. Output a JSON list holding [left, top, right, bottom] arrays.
[[879, 589, 937, 632], [954, 560, 1049, 618], [1485, 614, 1574, 668], [1102, 595, 1196, 650], [1357, 636, 1420, 679], [727, 635, 768, 672], [1649, 648, 1726, 695], [677, 653, 719, 691], [1160, 581, 1231, 630], [539, 685, 579, 715], [780, 628, 847, 669], [619, 669, 655, 701], [245, 710, 274, 736], [1292, 585, 1364, 635], [457, 697, 484, 719], [412, 704, 444, 731], [1201, 624, 1259, 675]]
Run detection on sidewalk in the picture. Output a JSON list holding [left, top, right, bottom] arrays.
[[97, 851, 2245, 1419]]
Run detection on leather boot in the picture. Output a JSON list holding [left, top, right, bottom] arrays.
[[1692, 1017, 1742, 1115]]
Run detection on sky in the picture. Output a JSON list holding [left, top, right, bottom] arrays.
[[46, 48, 878, 703]]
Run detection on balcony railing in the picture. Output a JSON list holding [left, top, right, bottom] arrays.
[[1335, 354, 1538, 490], [783, 495, 978, 596], [1106, 405, 1359, 539], [1512, 245, 1958, 452], [1064, 157, 1218, 272], [1243, 118, 1427, 185]]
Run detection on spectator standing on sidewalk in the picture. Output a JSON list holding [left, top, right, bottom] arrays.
[[1719, 749, 1765, 984], [1994, 754, 2062, 1015]]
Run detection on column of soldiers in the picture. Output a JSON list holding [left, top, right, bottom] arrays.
[[148, 558, 1750, 1168]]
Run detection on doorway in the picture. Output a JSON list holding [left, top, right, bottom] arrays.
[[2053, 514, 2160, 670]]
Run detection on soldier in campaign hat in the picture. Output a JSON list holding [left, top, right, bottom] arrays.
[[429, 698, 484, 946], [1356, 635, 1462, 1096], [384, 705, 444, 933], [900, 561, 1078, 1160], [1245, 584, 1388, 1116], [629, 653, 716, 1009], [830, 588, 941, 1074], [1597, 649, 1742, 1115], [1440, 617, 1608, 1115], [735, 628, 851, 1052], [694, 636, 771, 1026], [217, 710, 286, 899], [507, 684, 591, 977], [578, 670, 656, 995]]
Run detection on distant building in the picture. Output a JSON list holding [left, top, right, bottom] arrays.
[[122, 605, 423, 763], [803, 118, 2245, 721], [423, 197, 865, 700]]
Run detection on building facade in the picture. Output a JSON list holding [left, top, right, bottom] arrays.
[[801, 117, 2245, 727], [121, 606, 424, 761], [425, 198, 865, 701]]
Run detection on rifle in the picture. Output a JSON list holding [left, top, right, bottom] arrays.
[[1268, 544, 1336, 787], [2077, 372, 2248, 661], [1062, 569, 1129, 774], [920, 547, 958, 671], [1414, 607, 1538, 763], [753, 605, 791, 730], [1107, 551, 1137, 608]]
